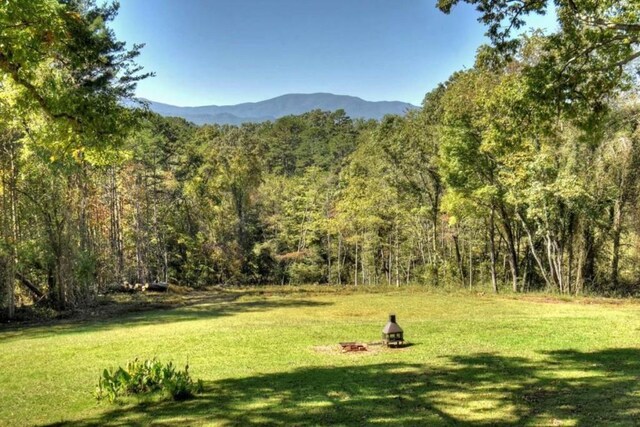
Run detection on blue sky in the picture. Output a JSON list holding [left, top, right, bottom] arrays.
[[111, 0, 556, 107]]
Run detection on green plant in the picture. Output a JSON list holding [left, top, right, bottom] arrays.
[[161, 363, 205, 401], [95, 358, 203, 402]]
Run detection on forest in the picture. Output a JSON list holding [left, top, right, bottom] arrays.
[[1, 0, 640, 319]]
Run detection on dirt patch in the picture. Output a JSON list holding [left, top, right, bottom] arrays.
[[312, 344, 381, 355], [312, 342, 410, 355]]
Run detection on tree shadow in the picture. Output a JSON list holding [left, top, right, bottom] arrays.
[[48, 348, 640, 426], [0, 289, 332, 342]]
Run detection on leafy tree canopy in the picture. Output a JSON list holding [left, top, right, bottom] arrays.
[[438, 1, 640, 118], [0, 0, 152, 157]]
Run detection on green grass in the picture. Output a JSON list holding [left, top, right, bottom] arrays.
[[1, 287, 639, 426]]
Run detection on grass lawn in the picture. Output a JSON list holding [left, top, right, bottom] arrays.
[[1, 286, 639, 426]]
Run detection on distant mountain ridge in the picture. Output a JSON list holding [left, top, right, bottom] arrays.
[[143, 93, 418, 125]]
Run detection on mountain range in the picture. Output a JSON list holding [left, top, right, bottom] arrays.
[[143, 93, 418, 125]]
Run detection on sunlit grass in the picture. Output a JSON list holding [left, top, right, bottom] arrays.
[[1, 286, 639, 426]]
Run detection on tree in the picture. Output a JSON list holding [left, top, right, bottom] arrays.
[[437, 0, 639, 66], [0, 0, 151, 151], [437, 1, 640, 117], [0, 0, 151, 314], [183, 126, 264, 284]]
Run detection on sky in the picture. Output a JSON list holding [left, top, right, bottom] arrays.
[[110, 0, 557, 107]]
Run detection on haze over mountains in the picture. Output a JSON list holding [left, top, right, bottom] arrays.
[[143, 93, 418, 125]]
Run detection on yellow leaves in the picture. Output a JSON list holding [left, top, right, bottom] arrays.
[[71, 147, 85, 162], [66, 11, 82, 22]]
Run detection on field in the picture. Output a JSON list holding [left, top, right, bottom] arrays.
[[1, 287, 639, 426]]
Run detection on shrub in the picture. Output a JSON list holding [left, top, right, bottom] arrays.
[[95, 358, 204, 402], [288, 260, 323, 284]]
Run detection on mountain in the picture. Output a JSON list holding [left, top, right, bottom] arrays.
[[142, 93, 418, 125]]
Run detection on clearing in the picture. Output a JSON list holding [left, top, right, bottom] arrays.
[[1, 287, 639, 426]]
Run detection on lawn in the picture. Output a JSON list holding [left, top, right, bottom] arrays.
[[1, 287, 639, 426]]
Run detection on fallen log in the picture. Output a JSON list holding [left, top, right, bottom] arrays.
[[105, 281, 169, 293], [16, 272, 44, 299], [147, 282, 169, 292]]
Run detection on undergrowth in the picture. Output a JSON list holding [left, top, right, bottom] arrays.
[[95, 358, 203, 402]]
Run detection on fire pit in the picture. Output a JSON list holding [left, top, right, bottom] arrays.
[[339, 342, 368, 352], [382, 314, 404, 347]]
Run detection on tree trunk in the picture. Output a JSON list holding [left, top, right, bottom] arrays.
[[468, 238, 473, 289], [395, 222, 400, 287], [337, 233, 342, 285], [354, 239, 358, 286], [327, 229, 331, 284], [582, 227, 597, 292], [499, 206, 519, 292], [134, 172, 147, 284], [610, 200, 623, 290], [3, 141, 19, 318], [108, 167, 124, 282], [453, 233, 465, 284], [432, 196, 440, 286], [489, 207, 498, 293]]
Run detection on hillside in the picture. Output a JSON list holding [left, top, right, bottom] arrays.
[[143, 93, 417, 125]]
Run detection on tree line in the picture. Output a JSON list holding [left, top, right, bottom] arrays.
[[1, 0, 639, 318]]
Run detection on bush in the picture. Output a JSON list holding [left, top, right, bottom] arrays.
[[288, 260, 323, 284], [95, 358, 203, 402]]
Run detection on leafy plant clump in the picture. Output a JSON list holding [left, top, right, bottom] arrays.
[[95, 358, 204, 402]]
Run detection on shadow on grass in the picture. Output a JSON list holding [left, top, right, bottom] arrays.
[[49, 348, 640, 426], [0, 290, 332, 342]]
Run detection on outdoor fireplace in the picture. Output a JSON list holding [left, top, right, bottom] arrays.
[[382, 314, 404, 347]]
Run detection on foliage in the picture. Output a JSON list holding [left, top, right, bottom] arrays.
[[437, 0, 640, 119], [95, 358, 203, 402], [3, 0, 640, 320], [0, 0, 151, 156], [0, 0, 151, 316], [436, 0, 640, 66]]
